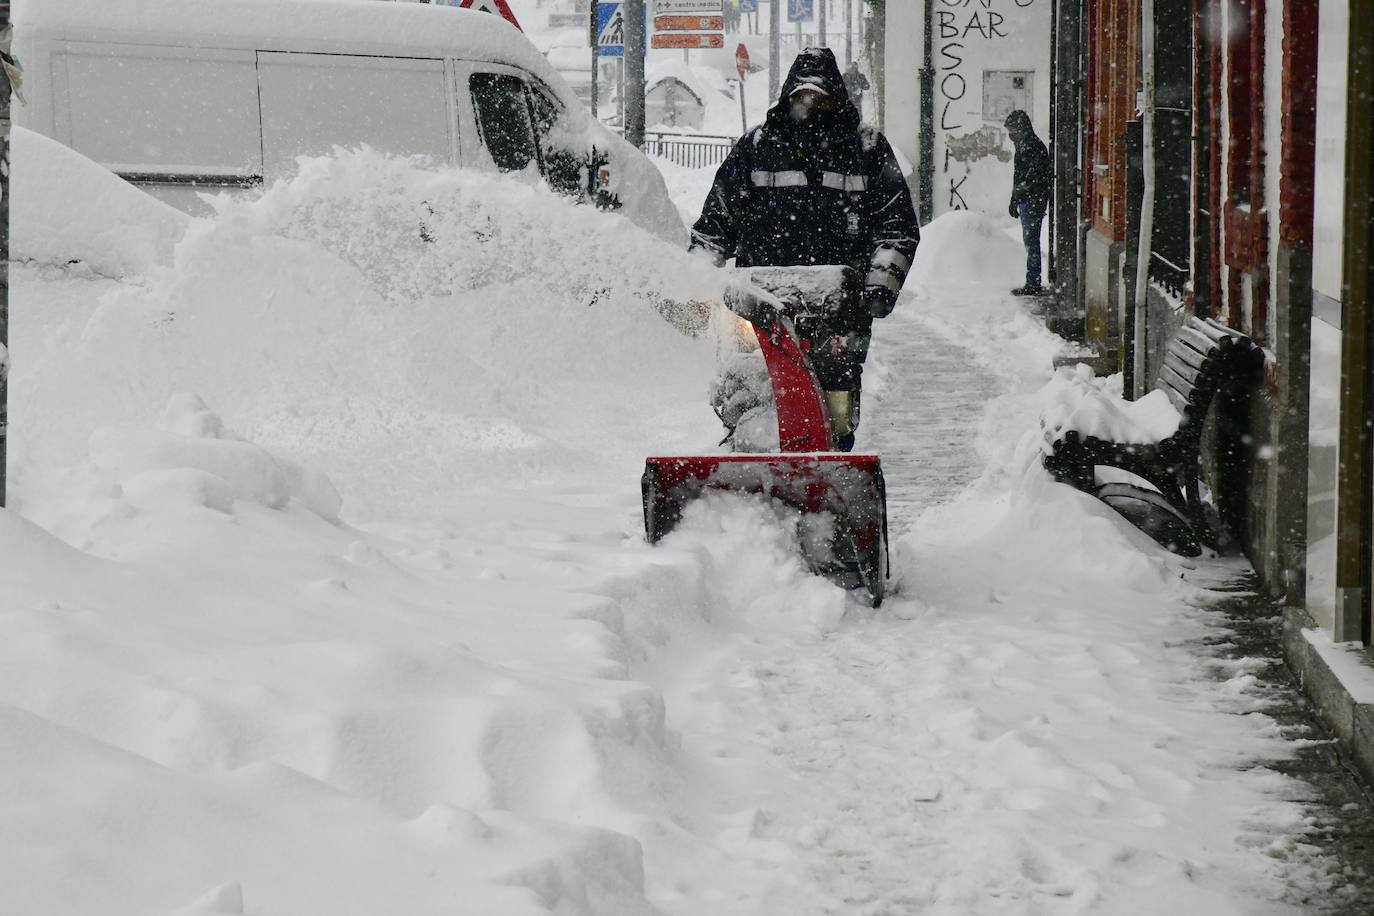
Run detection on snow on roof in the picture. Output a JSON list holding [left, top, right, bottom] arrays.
[[644, 59, 742, 135], [17, 0, 554, 79], [647, 59, 733, 102]]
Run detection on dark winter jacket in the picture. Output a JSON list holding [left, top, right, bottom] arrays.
[[1006, 109, 1051, 214], [690, 49, 919, 315]]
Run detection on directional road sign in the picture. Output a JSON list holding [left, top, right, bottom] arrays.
[[651, 32, 726, 49], [655, 14, 725, 30], [655, 0, 724, 13]]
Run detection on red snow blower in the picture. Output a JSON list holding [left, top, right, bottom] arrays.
[[641, 267, 889, 606]]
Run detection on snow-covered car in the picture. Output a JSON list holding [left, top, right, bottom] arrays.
[[13, 0, 684, 242]]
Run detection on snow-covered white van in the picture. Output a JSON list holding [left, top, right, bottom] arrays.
[[13, 0, 684, 241]]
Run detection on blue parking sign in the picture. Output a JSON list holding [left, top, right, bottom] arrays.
[[787, 0, 813, 22]]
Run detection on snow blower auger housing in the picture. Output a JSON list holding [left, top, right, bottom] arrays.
[[642, 266, 890, 606]]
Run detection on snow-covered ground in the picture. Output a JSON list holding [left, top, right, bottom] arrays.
[[3, 133, 1342, 915]]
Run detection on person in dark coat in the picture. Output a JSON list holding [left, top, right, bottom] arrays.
[[691, 48, 919, 450], [1004, 109, 1051, 295], [843, 61, 870, 120]]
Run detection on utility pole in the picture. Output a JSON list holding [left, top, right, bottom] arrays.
[[1131, 0, 1155, 397], [844, 0, 852, 67], [0, 3, 11, 508], [918, 0, 933, 223], [589, 0, 599, 118], [1050, 0, 1082, 338], [624, 0, 645, 147], [819, 0, 826, 46], [769, 0, 780, 99], [870, 0, 884, 129]]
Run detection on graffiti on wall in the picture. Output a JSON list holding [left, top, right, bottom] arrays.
[[935, 0, 1036, 210]]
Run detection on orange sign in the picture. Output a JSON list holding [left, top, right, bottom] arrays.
[[654, 15, 725, 31], [651, 31, 725, 49]]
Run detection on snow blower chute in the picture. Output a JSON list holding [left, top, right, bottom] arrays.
[[641, 266, 890, 606]]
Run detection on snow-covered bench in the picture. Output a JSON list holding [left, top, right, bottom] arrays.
[[1041, 317, 1264, 554]]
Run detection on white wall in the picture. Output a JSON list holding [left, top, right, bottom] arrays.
[[885, 0, 1053, 218], [1311, 0, 1348, 302]]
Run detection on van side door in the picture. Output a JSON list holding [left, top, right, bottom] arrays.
[[257, 52, 457, 182]]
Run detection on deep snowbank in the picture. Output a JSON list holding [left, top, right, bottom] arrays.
[[11, 127, 189, 276], [6, 151, 1337, 916], [13, 146, 730, 521]]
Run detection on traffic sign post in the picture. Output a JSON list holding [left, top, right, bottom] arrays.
[[787, 0, 813, 23], [735, 43, 749, 135], [625, 0, 646, 147]]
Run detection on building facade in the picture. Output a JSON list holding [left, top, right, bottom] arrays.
[[1049, 0, 1374, 770], [882, 0, 1053, 220]]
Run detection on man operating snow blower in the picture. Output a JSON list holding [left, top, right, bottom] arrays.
[[689, 48, 919, 451]]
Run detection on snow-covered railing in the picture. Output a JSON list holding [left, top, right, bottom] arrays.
[[643, 131, 735, 169]]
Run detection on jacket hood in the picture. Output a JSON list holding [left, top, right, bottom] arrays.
[[1004, 109, 1035, 135], [768, 48, 859, 130]]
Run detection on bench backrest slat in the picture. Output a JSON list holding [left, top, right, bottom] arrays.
[[1158, 364, 1201, 413], [1165, 339, 1211, 372], [1161, 349, 1208, 387], [1151, 317, 1260, 438], [1174, 326, 1221, 360]]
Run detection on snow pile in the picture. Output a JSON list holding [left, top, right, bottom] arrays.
[[1039, 362, 1184, 446], [6, 134, 1344, 916], [13, 146, 730, 520], [909, 209, 1026, 290], [92, 393, 343, 520], [11, 127, 189, 276]]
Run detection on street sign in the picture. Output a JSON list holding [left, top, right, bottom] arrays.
[[739, 0, 758, 11], [651, 32, 725, 49], [597, 3, 625, 57], [449, 0, 523, 31], [786, 0, 813, 23], [655, 15, 724, 30], [654, 0, 723, 13], [735, 42, 750, 80]]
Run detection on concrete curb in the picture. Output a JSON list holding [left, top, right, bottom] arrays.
[[1282, 605, 1374, 789]]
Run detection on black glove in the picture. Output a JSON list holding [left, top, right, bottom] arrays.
[[864, 285, 898, 319], [1008, 200, 1020, 219]]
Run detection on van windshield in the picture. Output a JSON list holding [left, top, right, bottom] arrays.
[[470, 72, 538, 173]]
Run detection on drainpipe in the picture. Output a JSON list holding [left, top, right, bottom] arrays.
[[918, 0, 934, 223], [1131, 0, 1156, 399]]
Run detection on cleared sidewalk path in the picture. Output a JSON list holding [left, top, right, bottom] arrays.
[[654, 226, 1374, 914]]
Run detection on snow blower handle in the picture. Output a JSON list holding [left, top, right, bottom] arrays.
[[723, 283, 784, 328]]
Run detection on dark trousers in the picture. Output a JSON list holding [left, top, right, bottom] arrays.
[[1019, 201, 1046, 288]]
